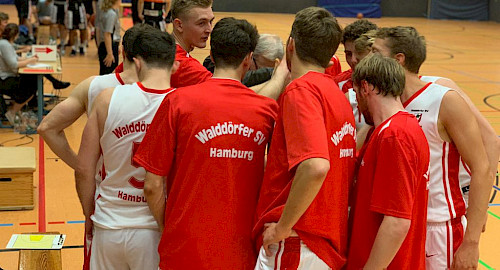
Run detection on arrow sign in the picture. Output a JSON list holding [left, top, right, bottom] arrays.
[[34, 47, 53, 54]]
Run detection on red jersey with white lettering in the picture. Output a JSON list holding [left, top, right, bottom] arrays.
[[404, 83, 469, 222], [91, 82, 174, 230], [347, 111, 430, 269], [253, 71, 356, 269], [325, 55, 342, 77], [133, 78, 278, 270], [170, 44, 212, 88]]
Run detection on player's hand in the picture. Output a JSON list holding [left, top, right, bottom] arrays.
[[451, 241, 479, 270], [262, 222, 292, 257], [104, 53, 115, 67], [482, 213, 488, 233], [139, 14, 144, 21], [84, 216, 93, 240]]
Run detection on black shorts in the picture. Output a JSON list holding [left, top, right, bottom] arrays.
[[14, 0, 30, 23], [0, 75, 37, 104], [53, 1, 66, 25], [66, 1, 87, 30], [83, 0, 93, 15]]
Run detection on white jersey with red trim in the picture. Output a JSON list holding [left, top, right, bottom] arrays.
[[404, 82, 470, 223], [87, 73, 125, 114], [420, 75, 471, 203], [420, 75, 441, 84], [91, 82, 175, 229]]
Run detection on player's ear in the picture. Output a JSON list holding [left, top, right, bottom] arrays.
[[171, 60, 180, 75], [394, 52, 405, 67], [133, 57, 142, 74], [286, 37, 294, 54], [242, 52, 253, 70], [173, 18, 183, 33]]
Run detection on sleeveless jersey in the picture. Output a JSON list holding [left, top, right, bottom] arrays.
[[88, 72, 125, 113], [91, 82, 174, 229], [420, 76, 471, 203], [404, 83, 469, 222]]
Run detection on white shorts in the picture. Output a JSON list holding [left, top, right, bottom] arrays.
[[255, 237, 330, 270], [90, 227, 161, 270], [425, 216, 467, 270]]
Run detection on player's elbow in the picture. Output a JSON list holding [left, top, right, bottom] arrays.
[[144, 173, 164, 198], [37, 120, 49, 137], [302, 158, 330, 183], [384, 216, 411, 239]]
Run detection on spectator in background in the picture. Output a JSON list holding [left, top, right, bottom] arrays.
[[53, 0, 68, 54], [98, 0, 120, 74], [34, 0, 57, 43], [0, 12, 9, 36], [14, 0, 34, 43], [203, 33, 284, 87], [67, 0, 89, 55]]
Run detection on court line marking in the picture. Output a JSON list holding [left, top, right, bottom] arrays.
[[39, 136, 46, 233], [479, 259, 494, 270], [488, 211, 500, 221]]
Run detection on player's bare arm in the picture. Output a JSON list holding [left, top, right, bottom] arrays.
[[262, 157, 330, 256], [38, 76, 96, 169], [252, 54, 290, 100], [144, 171, 166, 232], [438, 91, 491, 269], [436, 78, 500, 187], [364, 215, 411, 269]]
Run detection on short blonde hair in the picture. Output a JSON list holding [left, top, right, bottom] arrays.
[[352, 53, 406, 97], [100, 0, 119, 11], [171, 0, 212, 19], [354, 30, 376, 55]]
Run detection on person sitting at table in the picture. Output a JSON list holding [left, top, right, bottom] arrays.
[[0, 23, 39, 125]]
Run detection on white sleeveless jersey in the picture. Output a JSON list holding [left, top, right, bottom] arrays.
[[88, 73, 125, 114], [404, 83, 470, 223], [91, 82, 175, 229], [420, 76, 471, 203], [87, 73, 125, 201]]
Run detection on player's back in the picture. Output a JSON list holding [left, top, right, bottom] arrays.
[[87, 73, 125, 113], [92, 82, 174, 230], [158, 77, 278, 269]]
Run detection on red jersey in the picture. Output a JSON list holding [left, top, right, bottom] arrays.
[[171, 44, 212, 88], [253, 71, 356, 269], [347, 111, 430, 270], [334, 69, 353, 94], [325, 55, 342, 77], [134, 78, 278, 270]]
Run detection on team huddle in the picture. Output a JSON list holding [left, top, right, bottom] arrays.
[[37, 0, 499, 269]]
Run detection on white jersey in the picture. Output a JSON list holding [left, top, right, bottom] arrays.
[[91, 82, 175, 229], [88, 72, 125, 114], [404, 82, 469, 223], [337, 78, 366, 130], [420, 76, 471, 203]]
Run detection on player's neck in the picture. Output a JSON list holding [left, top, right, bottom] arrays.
[[139, 69, 172, 90], [290, 55, 324, 80], [213, 67, 243, 82], [173, 31, 193, 53], [401, 70, 427, 104], [371, 96, 405, 127], [121, 62, 139, 84]]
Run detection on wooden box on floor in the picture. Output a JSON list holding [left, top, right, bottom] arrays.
[[18, 232, 62, 270], [0, 147, 36, 210]]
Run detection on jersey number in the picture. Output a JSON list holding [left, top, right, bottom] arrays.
[[128, 141, 145, 189]]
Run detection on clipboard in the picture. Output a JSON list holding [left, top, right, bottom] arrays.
[[6, 234, 66, 249]]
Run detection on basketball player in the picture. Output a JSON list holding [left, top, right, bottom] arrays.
[[253, 7, 356, 270], [372, 26, 495, 269], [38, 24, 146, 170], [138, 0, 169, 30], [347, 53, 430, 269], [67, 0, 88, 55], [53, 0, 68, 55], [75, 27, 177, 270], [133, 17, 278, 269]]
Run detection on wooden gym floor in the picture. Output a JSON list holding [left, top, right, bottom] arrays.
[[0, 5, 499, 269]]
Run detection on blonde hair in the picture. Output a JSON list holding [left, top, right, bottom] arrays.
[[354, 30, 376, 55], [100, 0, 119, 11], [352, 53, 406, 97]]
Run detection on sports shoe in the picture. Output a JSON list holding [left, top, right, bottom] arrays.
[[4, 110, 16, 126], [52, 80, 71, 89], [79, 46, 85, 55], [70, 49, 77, 56]]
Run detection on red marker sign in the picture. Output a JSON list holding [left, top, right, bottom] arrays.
[[34, 47, 53, 54]]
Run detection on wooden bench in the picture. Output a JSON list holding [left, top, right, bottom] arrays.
[[0, 147, 35, 210], [18, 232, 62, 270]]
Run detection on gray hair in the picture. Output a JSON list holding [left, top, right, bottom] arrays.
[[254, 34, 284, 61]]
